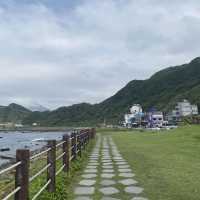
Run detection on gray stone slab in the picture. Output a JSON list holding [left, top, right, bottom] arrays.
[[113, 157, 123, 160], [118, 179, 138, 185], [118, 165, 130, 169], [99, 187, 119, 195], [101, 173, 115, 178], [103, 165, 113, 169], [116, 162, 127, 165], [74, 187, 95, 195], [118, 168, 132, 173], [101, 197, 120, 200], [102, 169, 114, 173], [84, 169, 98, 173], [82, 174, 97, 179], [100, 179, 116, 186], [74, 197, 92, 200], [102, 160, 112, 163], [79, 179, 96, 186], [88, 163, 98, 166], [103, 162, 113, 166], [131, 198, 149, 200], [102, 157, 111, 159], [119, 173, 135, 178], [86, 166, 97, 169], [124, 186, 143, 194]]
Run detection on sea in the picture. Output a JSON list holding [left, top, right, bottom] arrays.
[[0, 131, 68, 167]]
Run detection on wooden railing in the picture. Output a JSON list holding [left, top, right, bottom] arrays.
[[0, 128, 96, 200]]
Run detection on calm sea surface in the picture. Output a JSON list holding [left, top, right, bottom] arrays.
[[0, 131, 68, 166]]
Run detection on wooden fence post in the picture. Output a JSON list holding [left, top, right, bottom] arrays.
[[63, 134, 70, 172], [47, 140, 56, 192], [72, 131, 77, 160], [78, 133, 82, 157], [15, 149, 30, 200]]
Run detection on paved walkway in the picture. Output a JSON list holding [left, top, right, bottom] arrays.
[[73, 136, 149, 200]]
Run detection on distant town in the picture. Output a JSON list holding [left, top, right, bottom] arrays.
[[123, 99, 199, 129]]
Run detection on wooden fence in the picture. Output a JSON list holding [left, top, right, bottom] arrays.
[[0, 128, 96, 200]]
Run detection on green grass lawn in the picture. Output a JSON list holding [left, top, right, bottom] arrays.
[[107, 125, 200, 200]]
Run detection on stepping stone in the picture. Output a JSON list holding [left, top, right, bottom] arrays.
[[131, 198, 149, 200], [119, 173, 135, 178], [100, 180, 116, 186], [118, 179, 138, 185], [74, 197, 92, 200], [118, 165, 130, 169], [84, 169, 98, 173], [86, 166, 97, 169], [103, 162, 113, 166], [100, 187, 119, 195], [101, 173, 115, 178], [124, 186, 143, 194], [102, 160, 112, 163], [82, 174, 97, 179], [116, 162, 127, 165], [102, 169, 114, 173], [101, 197, 120, 200], [118, 168, 132, 173], [74, 187, 95, 195], [113, 156, 122, 158], [103, 166, 113, 169], [79, 179, 96, 186], [88, 162, 98, 164]]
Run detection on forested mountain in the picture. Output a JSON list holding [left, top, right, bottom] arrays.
[[0, 103, 31, 123]]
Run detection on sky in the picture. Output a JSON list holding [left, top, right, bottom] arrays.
[[0, 0, 200, 109]]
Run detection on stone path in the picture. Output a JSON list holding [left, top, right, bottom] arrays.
[[73, 136, 149, 200]]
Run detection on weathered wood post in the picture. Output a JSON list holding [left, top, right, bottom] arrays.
[[47, 140, 56, 192], [72, 131, 77, 160], [78, 132, 82, 157], [63, 134, 70, 172], [15, 149, 30, 200], [84, 131, 87, 149]]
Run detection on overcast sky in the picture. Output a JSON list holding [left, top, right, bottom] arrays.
[[0, 0, 199, 109]]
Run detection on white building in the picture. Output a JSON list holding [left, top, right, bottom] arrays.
[[124, 104, 143, 127], [175, 99, 198, 117]]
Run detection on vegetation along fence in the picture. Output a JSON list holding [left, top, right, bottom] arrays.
[[0, 128, 96, 200]]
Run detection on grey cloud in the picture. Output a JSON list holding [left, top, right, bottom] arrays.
[[0, 0, 199, 108]]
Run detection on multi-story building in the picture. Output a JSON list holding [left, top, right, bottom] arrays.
[[174, 99, 198, 117], [148, 111, 164, 128]]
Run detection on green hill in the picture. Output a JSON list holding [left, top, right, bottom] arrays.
[[22, 57, 200, 126], [0, 103, 31, 123]]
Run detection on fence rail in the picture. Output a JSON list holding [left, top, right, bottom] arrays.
[[0, 128, 96, 200]]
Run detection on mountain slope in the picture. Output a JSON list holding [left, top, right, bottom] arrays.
[[0, 103, 31, 123], [23, 57, 200, 126]]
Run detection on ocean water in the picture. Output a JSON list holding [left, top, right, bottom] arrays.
[[0, 131, 68, 166]]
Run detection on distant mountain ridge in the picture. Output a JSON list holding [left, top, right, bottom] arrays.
[[0, 103, 31, 123], [1, 57, 200, 126]]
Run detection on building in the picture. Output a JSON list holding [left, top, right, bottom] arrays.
[[124, 104, 143, 127], [174, 99, 198, 117], [148, 111, 164, 128]]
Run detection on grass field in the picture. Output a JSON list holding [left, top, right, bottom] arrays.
[[106, 125, 200, 200]]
